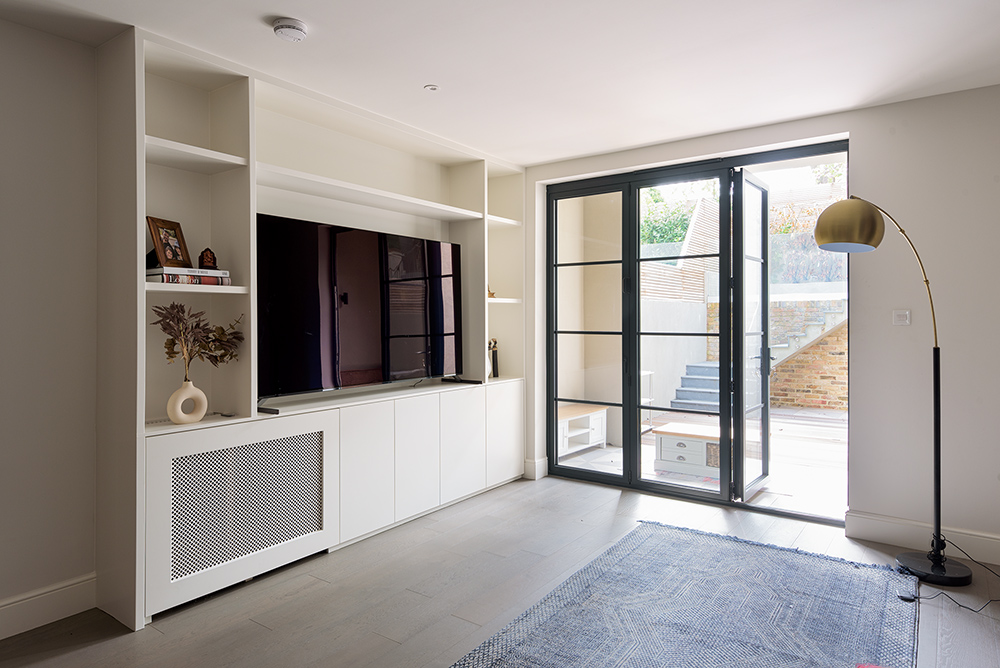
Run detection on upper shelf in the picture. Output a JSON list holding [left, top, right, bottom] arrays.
[[146, 282, 249, 295], [256, 163, 483, 222], [487, 214, 522, 228], [146, 136, 248, 174]]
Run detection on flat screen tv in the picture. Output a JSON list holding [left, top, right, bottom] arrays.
[[257, 214, 462, 399]]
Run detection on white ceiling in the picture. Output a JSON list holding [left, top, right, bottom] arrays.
[[3, 0, 1000, 167]]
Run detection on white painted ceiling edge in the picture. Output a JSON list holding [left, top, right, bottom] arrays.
[[2, 0, 999, 167]]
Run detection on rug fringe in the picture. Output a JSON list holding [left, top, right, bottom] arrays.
[[636, 519, 912, 577]]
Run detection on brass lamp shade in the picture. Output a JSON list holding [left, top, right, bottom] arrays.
[[814, 197, 885, 253]]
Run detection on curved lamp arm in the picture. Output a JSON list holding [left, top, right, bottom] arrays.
[[848, 196, 938, 348]]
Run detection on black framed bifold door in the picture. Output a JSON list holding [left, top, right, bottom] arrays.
[[547, 167, 733, 500], [548, 140, 848, 509]]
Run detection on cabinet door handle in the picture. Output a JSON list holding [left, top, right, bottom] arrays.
[[676, 455, 686, 462], [676, 442, 687, 448]]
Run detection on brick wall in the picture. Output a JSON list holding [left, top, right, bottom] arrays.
[[770, 322, 848, 409]]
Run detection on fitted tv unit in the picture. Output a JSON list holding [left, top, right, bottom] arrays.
[[257, 214, 463, 398]]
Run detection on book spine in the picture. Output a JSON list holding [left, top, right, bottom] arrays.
[[147, 275, 233, 285], [146, 267, 230, 277]]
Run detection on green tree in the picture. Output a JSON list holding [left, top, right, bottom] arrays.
[[639, 187, 695, 245]]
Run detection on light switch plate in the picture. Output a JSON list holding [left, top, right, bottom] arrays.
[[892, 309, 911, 326]]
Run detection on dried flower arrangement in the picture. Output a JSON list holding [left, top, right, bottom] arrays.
[[151, 302, 245, 381]]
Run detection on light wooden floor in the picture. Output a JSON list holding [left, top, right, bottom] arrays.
[[2, 477, 998, 667]]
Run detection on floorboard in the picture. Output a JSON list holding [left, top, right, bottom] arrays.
[[2, 477, 998, 667]]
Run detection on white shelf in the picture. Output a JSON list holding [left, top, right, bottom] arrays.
[[487, 214, 522, 227], [256, 162, 483, 222], [488, 297, 522, 304], [145, 136, 247, 174], [144, 412, 252, 436], [145, 282, 249, 295]]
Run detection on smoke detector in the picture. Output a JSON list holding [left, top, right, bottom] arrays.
[[272, 18, 307, 42]]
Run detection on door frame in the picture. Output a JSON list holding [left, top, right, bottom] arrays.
[[545, 140, 849, 522]]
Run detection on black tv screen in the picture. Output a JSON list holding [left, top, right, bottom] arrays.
[[257, 214, 462, 398]]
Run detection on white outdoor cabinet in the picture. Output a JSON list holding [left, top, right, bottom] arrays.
[[395, 393, 441, 521], [487, 380, 525, 487], [340, 401, 396, 542], [440, 386, 488, 504]]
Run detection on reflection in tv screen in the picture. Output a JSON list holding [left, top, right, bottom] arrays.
[[257, 214, 462, 398]]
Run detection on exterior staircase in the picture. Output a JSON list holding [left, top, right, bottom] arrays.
[[668, 303, 847, 411], [670, 361, 720, 412], [770, 303, 847, 366]]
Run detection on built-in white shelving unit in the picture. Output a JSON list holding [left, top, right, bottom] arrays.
[[96, 28, 526, 632]]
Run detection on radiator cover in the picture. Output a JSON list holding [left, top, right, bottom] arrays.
[[169, 431, 324, 580]]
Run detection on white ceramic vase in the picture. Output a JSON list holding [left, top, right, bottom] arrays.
[[167, 380, 208, 424]]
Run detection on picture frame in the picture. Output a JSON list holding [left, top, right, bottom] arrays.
[[146, 216, 192, 268]]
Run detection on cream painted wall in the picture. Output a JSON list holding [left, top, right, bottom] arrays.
[[527, 84, 1000, 562], [0, 19, 97, 637]]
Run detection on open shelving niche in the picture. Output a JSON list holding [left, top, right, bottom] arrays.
[[141, 38, 253, 433], [98, 28, 527, 631]]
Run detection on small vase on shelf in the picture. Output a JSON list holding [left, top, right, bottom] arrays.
[[167, 379, 208, 424]]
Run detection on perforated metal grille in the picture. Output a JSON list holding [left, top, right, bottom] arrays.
[[170, 432, 323, 581]]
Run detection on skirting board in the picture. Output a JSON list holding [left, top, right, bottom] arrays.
[[523, 457, 547, 480], [0, 572, 96, 641], [846, 510, 1000, 568]]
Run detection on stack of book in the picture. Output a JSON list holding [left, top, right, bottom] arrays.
[[146, 267, 232, 285]]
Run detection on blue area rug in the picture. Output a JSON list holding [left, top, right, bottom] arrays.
[[452, 522, 917, 668]]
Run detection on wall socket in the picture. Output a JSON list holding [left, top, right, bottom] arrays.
[[892, 309, 911, 326]]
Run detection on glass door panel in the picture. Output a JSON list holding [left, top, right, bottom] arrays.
[[552, 191, 624, 478], [557, 264, 622, 332], [556, 193, 622, 264], [734, 171, 770, 500], [636, 175, 728, 500]]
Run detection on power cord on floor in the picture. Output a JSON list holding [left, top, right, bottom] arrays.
[[896, 537, 1000, 615]]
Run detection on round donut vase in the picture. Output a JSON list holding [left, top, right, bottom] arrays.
[[167, 380, 208, 424]]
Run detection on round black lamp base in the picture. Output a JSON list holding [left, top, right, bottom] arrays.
[[896, 551, 973, 587]]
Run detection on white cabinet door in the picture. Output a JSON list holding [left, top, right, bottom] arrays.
[[395, 393, 440, 521], [440, 385, 487, 504], [341, 400, 395, 541], [486, 380, 525, 487]]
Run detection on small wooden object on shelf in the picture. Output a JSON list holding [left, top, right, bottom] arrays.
[[198, 248, 218, 270]]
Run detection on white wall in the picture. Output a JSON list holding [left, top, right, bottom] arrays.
[[0, 19, 97, 638], [527, 84, 1000, 563]]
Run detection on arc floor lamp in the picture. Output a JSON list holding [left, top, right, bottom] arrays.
[[815, 195, 972, 587]]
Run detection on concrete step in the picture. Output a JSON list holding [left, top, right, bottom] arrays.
[[679, 374, 718, 390], [685, 361, 719, 377], [670, 398, 720, 412], [675, 387, 719, 401]]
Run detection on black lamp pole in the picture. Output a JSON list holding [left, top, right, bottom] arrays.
[[895, 346, 971, 585]]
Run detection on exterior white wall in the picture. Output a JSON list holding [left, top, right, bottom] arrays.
[[0, 19, 98, 638], [527, 84, 1000, 563]]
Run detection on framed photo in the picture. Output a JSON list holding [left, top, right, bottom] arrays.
[[146, 216, 192, 268]]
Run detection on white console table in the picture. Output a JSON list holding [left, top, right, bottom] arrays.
[[557, 403, 608, 456]]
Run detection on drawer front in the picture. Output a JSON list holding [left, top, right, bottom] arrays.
[[657, 436, 707, 459], [656, 448, 707, 467]]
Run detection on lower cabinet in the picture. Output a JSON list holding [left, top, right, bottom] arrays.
[[395, 393, 441, 521], [340, 400, 396, 542], [487, 380, 525, 486], [440, 385, 487, 504], [144, 379, 523, 619]]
